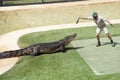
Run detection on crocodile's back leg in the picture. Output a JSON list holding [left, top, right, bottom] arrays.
[[60, 45, 66, 52], [31, 47, 40, 56]]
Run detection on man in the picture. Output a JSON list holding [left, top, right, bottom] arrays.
[[79, 12, 115, 47]]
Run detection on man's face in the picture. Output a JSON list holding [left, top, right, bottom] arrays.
[[93, 14, 98, 19]]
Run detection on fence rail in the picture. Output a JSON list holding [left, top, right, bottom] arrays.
[[0, 0, 83, 6]]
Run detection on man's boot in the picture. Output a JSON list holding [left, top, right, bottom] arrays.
[[96, 41, 101, 47], [111, 40, 115, 47]]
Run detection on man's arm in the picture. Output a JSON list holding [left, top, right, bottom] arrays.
[[105, 20, 113, 27], [76, 17, 91, 24]]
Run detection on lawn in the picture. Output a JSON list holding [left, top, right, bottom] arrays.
[[0, 24, 120, 80], [0, 1, 120, 35]]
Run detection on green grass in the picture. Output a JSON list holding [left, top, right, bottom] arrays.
[[0, 24, 120, 80], [0, 1, 120, 35]]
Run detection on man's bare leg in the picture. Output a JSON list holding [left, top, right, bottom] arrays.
[[96, 33, 101, 47], [106, 33, 115, 47]]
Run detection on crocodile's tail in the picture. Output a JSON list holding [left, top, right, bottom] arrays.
[[0, 49, 26, 59]]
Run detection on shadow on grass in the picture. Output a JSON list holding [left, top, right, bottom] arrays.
[[66, 46, 84, 50], [91, 42, 119, 47], [42, 46, 84, 55], [101, 42, 118, 47]]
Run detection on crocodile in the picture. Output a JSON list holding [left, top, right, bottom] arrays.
[[0, 33, 77, 59]]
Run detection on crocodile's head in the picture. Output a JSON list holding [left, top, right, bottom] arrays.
[[61, 33, 77, 46]]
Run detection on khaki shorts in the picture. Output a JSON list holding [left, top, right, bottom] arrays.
[[96, 26, 109, 34]]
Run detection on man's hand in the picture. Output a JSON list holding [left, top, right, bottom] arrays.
[[106, 20, 113, 27], [76, 17, 80, 24], [110, 23, 113, 27]]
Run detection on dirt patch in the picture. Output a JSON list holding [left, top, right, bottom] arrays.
[[0, 57, 19, 75]]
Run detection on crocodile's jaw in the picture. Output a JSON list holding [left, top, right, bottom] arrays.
[[63, 33, 77, 46]]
